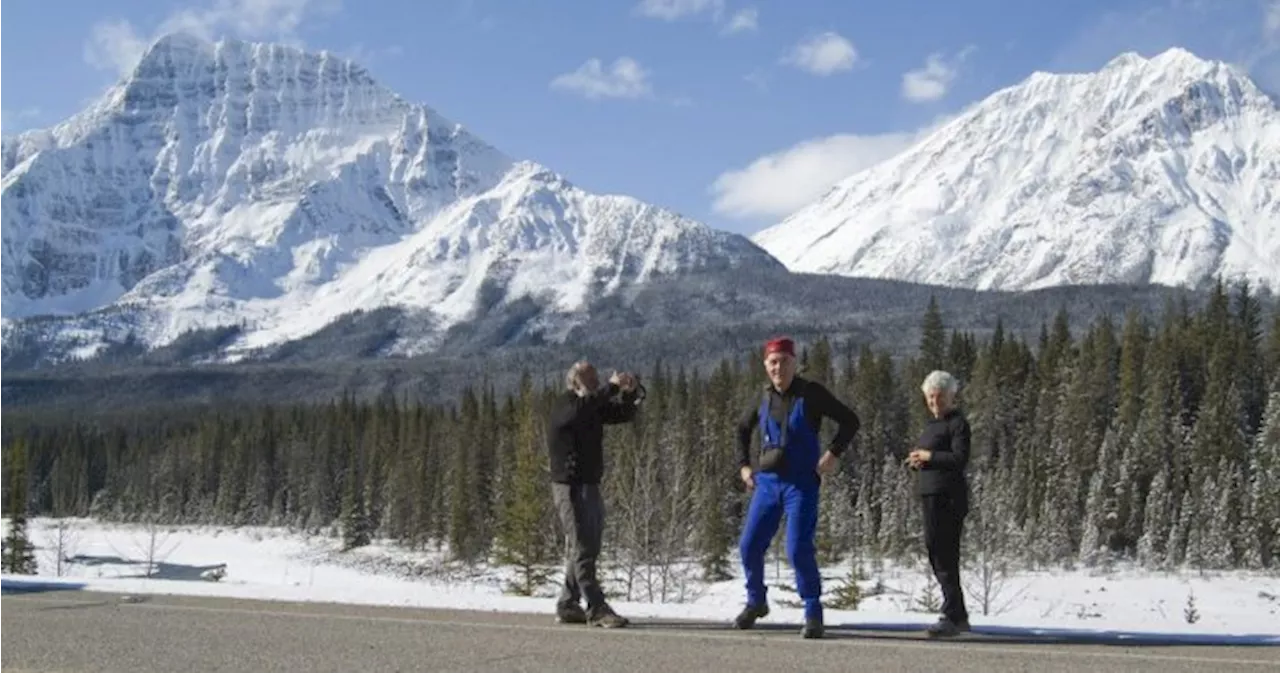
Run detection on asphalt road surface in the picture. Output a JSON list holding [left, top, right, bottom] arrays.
[[4, 590, 1278, 673]]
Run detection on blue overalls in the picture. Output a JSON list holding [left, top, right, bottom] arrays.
[[738, 391, 824, 621]]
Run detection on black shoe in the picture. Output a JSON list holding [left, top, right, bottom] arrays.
[[926, 616, 969, 637], [732, 603, 769, 629], [801, 618, 824, 639], [556, 603, 587, 624]]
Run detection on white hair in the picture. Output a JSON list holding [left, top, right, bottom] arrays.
[[921, 370, 961, 396]]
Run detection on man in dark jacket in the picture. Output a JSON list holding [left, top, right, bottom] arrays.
[[732, 337, 861, 639], [907, 369, 972, 637], [547, 360, 643, 628]]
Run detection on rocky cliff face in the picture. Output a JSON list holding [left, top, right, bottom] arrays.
[[1, 33, 780, 363], [751, 48, 1280, 293]]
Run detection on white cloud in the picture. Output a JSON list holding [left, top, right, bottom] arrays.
[[83, 0, 342, 76], [1, 107, 43, 134], [634, 0, 758, 35], [633, 0, 725, 21], [84, 20, 150, 77], [708, 113, 957, 221], [550, 57, 654, 100], [722, 8, 758, 34], [709, 132, 917, 220], [901, 47, 974, 103], [1266, 0, 1280, 41], [782, 32, 858, 75], [340, 43, 405, 67]]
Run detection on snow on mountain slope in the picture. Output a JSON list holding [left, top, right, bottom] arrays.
[[751, 48, 1280, 292], [1, 33, 777, 361]]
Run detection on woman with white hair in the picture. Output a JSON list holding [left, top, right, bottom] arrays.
[[906, 369, 972, 637]]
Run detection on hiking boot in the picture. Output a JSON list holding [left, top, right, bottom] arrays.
[[800, 618, 824, 639], [587, 605, 630, 628], [926, 616, 969, 637], [732, 603, 769, 629], [556, 603, 587, 624]]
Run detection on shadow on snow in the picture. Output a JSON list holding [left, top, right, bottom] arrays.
[[62, 554, 227, 582], [630, 619, 1280, 647], [1, 577, 88, 595]]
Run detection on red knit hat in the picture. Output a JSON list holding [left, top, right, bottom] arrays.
[[763, 337, 795, 357]]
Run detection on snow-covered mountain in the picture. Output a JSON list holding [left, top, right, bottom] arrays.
[[751, 48, 1280, 292], [1, 33, 778, 362]]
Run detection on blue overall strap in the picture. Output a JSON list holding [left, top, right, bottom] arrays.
[[759, 383, 798, 448], [759, 391, 773, 446]]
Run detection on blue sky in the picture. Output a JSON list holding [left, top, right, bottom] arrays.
[[2, 0, 1278, 236]]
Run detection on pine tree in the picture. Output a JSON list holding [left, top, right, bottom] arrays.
[[494, 373, 554, 595], [1136, 466, 1172, 569], [339, 428, 371, 551], [1265, 311, 1280, 390], [1079, 428, 1121, 567], [696, 361, 738, 581], [1189, 344, 1250, 475], [1233, 280, 1266, 432], [448, 389, 483, 561], [947, 330, 978, 384], [1203, 459, 1240, 569], [1179, 476, 1210, 572], [1246, 390, 1280, 567], [1116, 308, 1148, 431], [2, 438, 39, 575], [919, 296, 947, 373]]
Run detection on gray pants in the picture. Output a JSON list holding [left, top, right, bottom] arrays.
[[552, 482, 606, 612]]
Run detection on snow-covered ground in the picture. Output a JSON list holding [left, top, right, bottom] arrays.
[[3, 517, 1278, 644]]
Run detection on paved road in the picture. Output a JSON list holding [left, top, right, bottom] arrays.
[[3, 590, 1278, 673]]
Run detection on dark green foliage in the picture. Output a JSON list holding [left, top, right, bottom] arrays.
[[494, 373, 555, 595], [2, 438, 39, 574], [2, 278, 1277, 578]]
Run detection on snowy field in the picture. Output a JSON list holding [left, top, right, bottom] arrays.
[[3, 517, 1279, 645]]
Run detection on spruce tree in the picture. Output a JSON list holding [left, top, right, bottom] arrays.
[[494, 373, 554, 595], [1233, 281, 1266, 432], [1116, 308, 1148, 431], [919, 296, 947, 373], [2, 438, 38, 574], [1247, 390, 1280, 567], [339, 434, 371, 551], [1136, 466, 1172, 569], [1264, 311, 1280, 389], [1079, 428, 1121, 566], [1189, 345, 1249, 477]]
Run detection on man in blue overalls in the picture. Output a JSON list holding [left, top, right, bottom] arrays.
[[733, 337, 861, 639]]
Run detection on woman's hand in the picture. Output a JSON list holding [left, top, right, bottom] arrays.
[[906, 448, 931, 469]]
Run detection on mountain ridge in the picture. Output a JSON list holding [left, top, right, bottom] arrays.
[[1, 31, 779, 366], [751, 47, 1280, 293]]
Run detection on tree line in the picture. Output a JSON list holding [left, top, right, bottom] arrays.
[[4, 281, 1280, 593]]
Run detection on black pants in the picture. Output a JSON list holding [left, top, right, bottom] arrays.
[[922, 490, 968, 623], [553, 482, 606, 613]]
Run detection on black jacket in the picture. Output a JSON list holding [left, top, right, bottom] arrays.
[[547, 383, 641, 484], [914, 408, 971, 496], [736, 376, 861, 469]]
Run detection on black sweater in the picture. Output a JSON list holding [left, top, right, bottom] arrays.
[[546, 383, 641, 484], [914, 408, 971, 496], [736, 377, 861, 469]]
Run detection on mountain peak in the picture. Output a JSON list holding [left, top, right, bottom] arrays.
[[751, 47, 1280, 293], [138, 31, 216, 63], [1, 34, 777, 364], [121, 30, 388, 109], [1102, 46, 1208, 71], [125, 32, 222, 87]]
